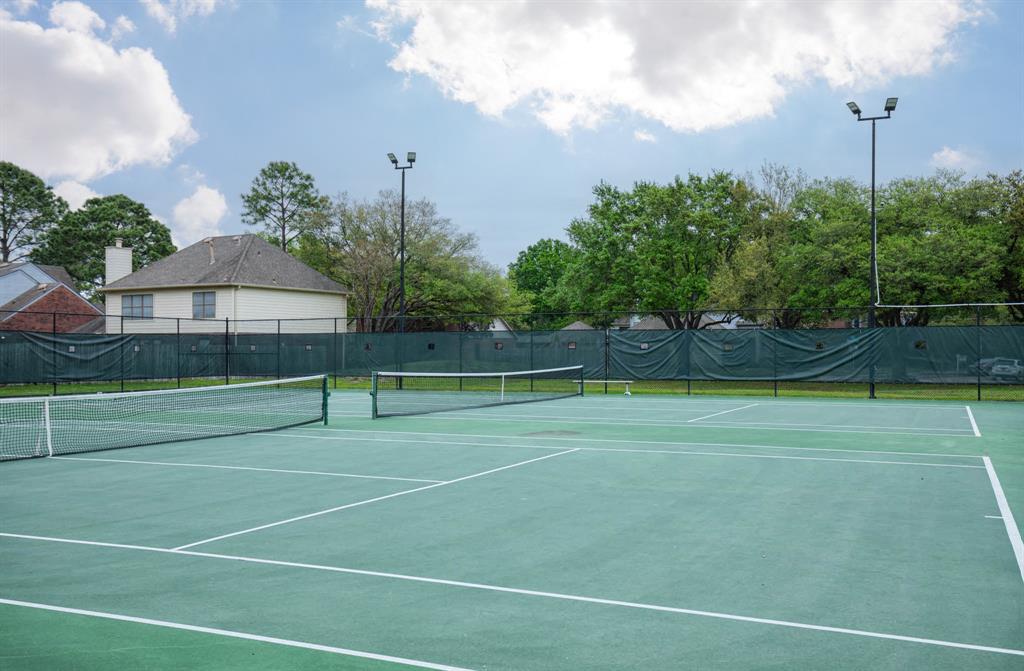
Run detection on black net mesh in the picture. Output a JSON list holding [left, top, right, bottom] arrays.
[[0, 375, 326, 461]]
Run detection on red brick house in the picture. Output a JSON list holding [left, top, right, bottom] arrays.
[[0, 262, 103, 333]]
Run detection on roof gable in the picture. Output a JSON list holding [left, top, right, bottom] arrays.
[[102, 234, 347, 294]]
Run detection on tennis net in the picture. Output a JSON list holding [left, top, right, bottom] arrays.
[[0, 375, 328, 461], [371, 365, 584, 418]]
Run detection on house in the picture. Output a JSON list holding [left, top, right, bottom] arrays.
[[561, 320, 594, 331], [99, 235, 348, 334], [629, 313, 753, 330], [0, 261, 103, 332]]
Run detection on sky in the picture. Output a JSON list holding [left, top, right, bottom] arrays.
[[2, 0, 1022, 268]]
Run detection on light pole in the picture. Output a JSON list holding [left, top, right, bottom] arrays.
[[847, 97, 897, 399], [387, 152, 416, 333]]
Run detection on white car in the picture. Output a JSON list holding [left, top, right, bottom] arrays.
[[989, 358, 1024, 379]]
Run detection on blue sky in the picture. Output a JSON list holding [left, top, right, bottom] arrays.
[[2, 1, 1022, 267]]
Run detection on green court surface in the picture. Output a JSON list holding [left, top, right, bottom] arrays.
[[2, 392, 1022, 669]]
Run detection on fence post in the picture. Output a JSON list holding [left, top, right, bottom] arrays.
[[976, 306, 982, 402], [333, 318, 338, 389], [51, 312, 57, 395], [529, 328, 534, 392], [772, 310, 778, 398], [224, 318, 230, 386], [176, 318, 181, 388], [604, 327, 610, 394], [458, 323, 464, 391], [119, 315, 125, 392]]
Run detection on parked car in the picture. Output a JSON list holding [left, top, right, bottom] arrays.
[[989, 358, 1024, 380]]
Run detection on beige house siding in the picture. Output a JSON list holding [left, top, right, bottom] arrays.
[[105, 286, 346, 334]]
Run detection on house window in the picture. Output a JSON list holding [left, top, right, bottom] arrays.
[[192, 291, 216, 319], [122, 294, 153, 319]]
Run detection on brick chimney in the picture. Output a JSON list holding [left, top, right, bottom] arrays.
[[105, 238, 133, 285]]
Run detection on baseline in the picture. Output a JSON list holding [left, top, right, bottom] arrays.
[[172, 449, 579, 551], [287, 427, 984, 460], [1, 533, 1020, 658], [334, 411, 976, 438], [0, 598, 470, 671], [49, 456, 441, 484]]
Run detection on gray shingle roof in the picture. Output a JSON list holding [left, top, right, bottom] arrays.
[[0, 262, 76, 289], [101, 234, 347, 294]]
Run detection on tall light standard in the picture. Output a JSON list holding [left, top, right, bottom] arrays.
[[387, 152, 415, 333], [847, 97, 897, 399]]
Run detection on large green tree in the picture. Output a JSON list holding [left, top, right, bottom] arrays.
[[241, 161, 325, 251], [296, 190, 528, 331], [0, 162, 67, 262], [564, 173, 759, 328], [30, 195, 175, 299], [507, 238, 577, 326]]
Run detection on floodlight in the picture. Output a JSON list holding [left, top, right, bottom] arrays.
[[846, 101, 862, 115], [884, 97, 898, 112], [407, 152, 416, 163], [387, 153, 398, 165]]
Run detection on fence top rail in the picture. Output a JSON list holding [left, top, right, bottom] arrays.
[[373, 365, 584, 379], [0, 374, 327, 405]]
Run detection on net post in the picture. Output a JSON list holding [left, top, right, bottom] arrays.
[[772, 310, 778, 398], [604, 327, 610, 394], [579, 366, 584, 397], [370, 372, 379, 419], [322, 374, 329, 425], [500, 373, 505, 402], [332, 318, 338, 389], [276, 319, 282, 380], [43, 399, 53, 457]]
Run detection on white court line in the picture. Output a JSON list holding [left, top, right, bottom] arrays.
[[986, 515, 1004, 520], [49, 456, 441, 484], [695, 420, 973, 433], [335, 394, 973, 411], [0, 598, 471, 671], [291, 427, 984, 460], [332, 411, 978, 438], [687, 403, 758, 423], [267, 433, 982, 470], [982, 457, 1024, 584], [1, 533, 1021, 658], [966, 406, 981, 437], [172, 449, 579, 551]]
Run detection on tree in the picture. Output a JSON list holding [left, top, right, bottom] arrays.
[[295, 190, 528, 331], [241, 161, 324, 251], [564, 173, 759, 328], [30, 195, 175, 299], [508, 238, 577, 326], [0, 162, 67, 262]]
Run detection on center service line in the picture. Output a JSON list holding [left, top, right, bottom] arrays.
[[686, 403, 758, 423]]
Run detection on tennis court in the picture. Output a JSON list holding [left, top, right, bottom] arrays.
[[1, 374, 1022, 669]]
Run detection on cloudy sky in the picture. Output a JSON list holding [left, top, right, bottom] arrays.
[[1, 0, 1021, 264]]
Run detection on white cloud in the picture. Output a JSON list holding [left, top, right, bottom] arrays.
[[172, 185, 227, 247], [368, 1, 981, 135], [0, 12, 197, 182], [930, 146, 980, 170], [633, 129, 656, 144], [48, 1, 103, 34], [140, 0, 224, 34], [110, 15, 135, 41], [53, 180, 99, 209]]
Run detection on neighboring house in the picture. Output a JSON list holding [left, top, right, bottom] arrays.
[[629, 313, 751, 330], [0, 261, 103, 332], [100, 235, 348, 334], [486, 317, 513, 332], [561, 320, 595, 331]]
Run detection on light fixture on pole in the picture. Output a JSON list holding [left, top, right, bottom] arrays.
[[388, 151, 416, 333], [847, 96, 897, 399]]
